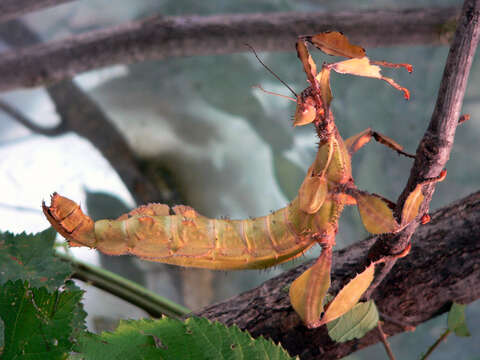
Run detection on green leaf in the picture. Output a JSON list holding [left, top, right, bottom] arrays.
[[0, 316, 4, 351], [327, 300, 379, 342], [77, 317, 297, 360], [0, 280, 85, 359], [447, 302, 471, 337], [64, 280, 88, 338], [0, 228, 72, 290]]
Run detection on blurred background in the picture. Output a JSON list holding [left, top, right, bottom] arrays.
[[0, 0, 478, 358]]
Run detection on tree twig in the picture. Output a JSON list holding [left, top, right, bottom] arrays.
[[0, 0, 74, 23], [55, 251, 190, 319], [0, 99, 67, 136], [365, 0, 480, 298], [0, 7, 457, 92], [0, 20, 176, 205], [377, 321, 396, 360], [420, 329, 451, 360]]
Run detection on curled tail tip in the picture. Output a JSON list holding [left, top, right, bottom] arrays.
[[42, 193, 95, 247]]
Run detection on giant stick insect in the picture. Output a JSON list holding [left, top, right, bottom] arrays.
[[43, 32, 445, 329]]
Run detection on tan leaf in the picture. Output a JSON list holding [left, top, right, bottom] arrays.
[[308, 31, 365, 58], [356, 192, 400, 234], [320, 263, 375, 325]]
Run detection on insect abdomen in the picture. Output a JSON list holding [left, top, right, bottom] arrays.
[[117, 198, 315, 270], [44, 194, 316, 270]]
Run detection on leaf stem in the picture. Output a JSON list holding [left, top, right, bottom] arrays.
[[420, 329, 451, 360], [377, 321, 396, 360], [55, 251, 191, 319]]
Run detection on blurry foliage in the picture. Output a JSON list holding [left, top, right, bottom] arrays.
[[0, 230, 296, 359]]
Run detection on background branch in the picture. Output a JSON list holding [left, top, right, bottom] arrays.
[[0, 20, 177, 205], [55, 252, 190, 319], [197, 191, 480, 359], [0, 0, 74, 23], [0, 99, 67, 136], [0, 7, 457, 92]]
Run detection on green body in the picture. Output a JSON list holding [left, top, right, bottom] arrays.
[[91, 127, 352, 270]]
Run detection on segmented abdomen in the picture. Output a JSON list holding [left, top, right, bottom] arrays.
[[95, 198, 316, 270], [43, 193, 317, 270]]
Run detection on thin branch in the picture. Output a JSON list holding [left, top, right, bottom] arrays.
[[0, 20, 177, 205], [0, 99, 67, 136], [377, 322, 396, 360], [365, 0, 480, 297], [0, 0, 74, 23], [0, 7, 458, 92], [55, 251, 190, 319], [420, 329, 451, 360], [196, 191, 480, 359]]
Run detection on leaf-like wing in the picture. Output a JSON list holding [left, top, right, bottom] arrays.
[[331, 57, 410, 99], [327, 300, 379, 342], [289, 248, 332, 328], [320, 263, 375, 325], [308, 32, 365, 58]]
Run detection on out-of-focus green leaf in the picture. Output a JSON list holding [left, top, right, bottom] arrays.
[[77, 316, 297, 360], [447, 302, 470, 337], [0, 316, 4, 352], [327, 300, 379, 343], [0, 228, 72, 290], [0, 280, 84, 359]]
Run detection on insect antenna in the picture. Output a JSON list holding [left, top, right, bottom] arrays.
[[253, 85, 297, 102], [245, 43, 298, 98]]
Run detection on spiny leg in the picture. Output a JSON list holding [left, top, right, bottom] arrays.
[[345, 128, 415, 158]]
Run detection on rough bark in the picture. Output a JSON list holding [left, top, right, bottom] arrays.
[[0, 7, 457, 92], [0, 0, 74, 23], [196, 191, 480, 359], [365, 0, 480, 296]]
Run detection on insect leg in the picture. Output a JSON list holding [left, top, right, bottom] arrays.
[[344, 128, 415, 158]]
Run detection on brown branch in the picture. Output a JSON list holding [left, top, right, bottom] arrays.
[[365, 0, 480, 297], [0, 7, 457, 92], [196, 190, 480, 359], [0, 99, 67, 136], [0, 0, 74, 23], [0, 20, 173, 205], [377, 322, 396, 360]]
